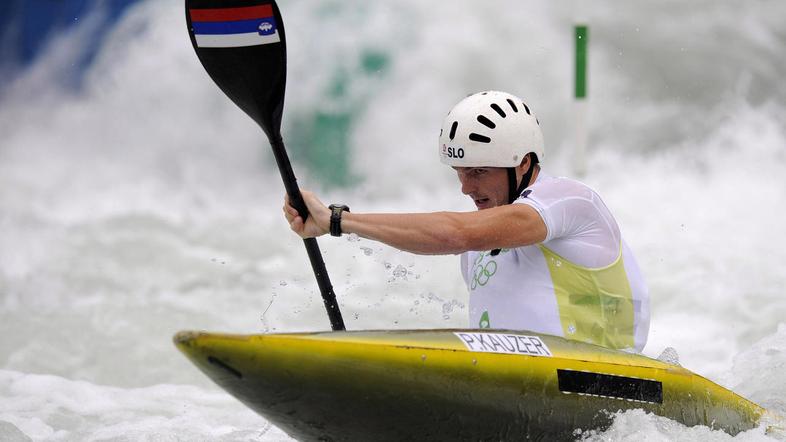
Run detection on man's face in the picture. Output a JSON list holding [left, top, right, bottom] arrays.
[[453, 167, 508, 210]]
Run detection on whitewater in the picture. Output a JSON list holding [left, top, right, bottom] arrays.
[[1, 0, 785, 440]]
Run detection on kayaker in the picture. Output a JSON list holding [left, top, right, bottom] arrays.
[[283, 91, 650, 352]]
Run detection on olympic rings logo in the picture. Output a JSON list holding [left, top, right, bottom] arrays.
[[471, 260, 497, 290]]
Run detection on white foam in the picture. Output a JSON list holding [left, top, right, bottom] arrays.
[[0, 370, 293, 441]]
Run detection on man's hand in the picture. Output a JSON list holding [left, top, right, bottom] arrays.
[[283, 190, 331, 238]]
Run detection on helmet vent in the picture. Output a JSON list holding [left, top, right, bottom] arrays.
[[449, 121, 458, 140], [522, 102, 531, 115], [507, 99, 518, 113], [490, 103, 506, 118], [477, 115, 496, 129], [469, 133, 491, 143]]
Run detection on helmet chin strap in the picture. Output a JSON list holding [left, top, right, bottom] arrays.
[[506, 155, 538, 204], [492, 155, 538, 256]]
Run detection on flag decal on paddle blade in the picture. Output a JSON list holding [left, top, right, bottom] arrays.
[[189, 4, 280, 48]]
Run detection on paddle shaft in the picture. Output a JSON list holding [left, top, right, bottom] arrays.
[[270, 135, 346, 331]]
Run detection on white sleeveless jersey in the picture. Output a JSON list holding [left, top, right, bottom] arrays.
[[460, 173, 650, 352]]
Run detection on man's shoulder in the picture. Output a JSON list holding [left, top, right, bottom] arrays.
[[520, 173, 598, 203]]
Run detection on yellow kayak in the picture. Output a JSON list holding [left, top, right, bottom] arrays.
[[174, 329, 766, 441]]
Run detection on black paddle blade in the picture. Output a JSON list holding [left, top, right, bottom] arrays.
[[185, 0, 286, 140]]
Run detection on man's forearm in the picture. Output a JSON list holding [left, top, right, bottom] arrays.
[[341, 212, 470, 255]]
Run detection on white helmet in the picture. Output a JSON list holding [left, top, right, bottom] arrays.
[[438, 91, 544, 167]]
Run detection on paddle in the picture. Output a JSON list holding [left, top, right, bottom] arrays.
[[184, 0, 345, 330]]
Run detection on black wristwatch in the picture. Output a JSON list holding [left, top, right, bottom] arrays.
[[328, 204, 350, 237]]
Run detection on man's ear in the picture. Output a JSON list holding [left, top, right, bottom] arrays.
[[518, 153, 531, 170]]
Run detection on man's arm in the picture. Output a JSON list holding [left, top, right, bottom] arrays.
[[283, 191, 547, 255]]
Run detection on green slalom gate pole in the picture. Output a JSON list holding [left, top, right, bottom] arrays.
[[575, 25, 588, 100], [574, 24, 588, 176]]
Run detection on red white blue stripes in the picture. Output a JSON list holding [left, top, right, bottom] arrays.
[[189, 5, 280, 48]]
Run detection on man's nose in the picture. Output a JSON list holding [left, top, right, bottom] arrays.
[[459, 176, 474, 195]]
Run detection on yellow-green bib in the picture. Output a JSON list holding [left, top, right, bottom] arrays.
[[539, 244, 635, 349]]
